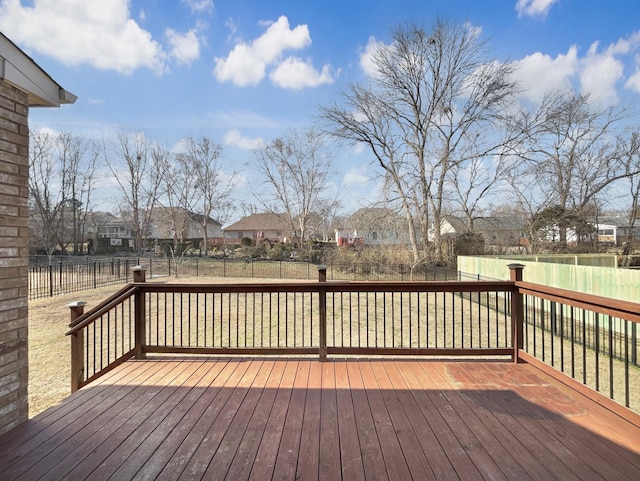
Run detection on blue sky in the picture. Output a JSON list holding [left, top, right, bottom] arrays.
[[2, 0, 640, 220]]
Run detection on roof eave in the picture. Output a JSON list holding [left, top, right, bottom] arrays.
[[0, 33, 76, 107]]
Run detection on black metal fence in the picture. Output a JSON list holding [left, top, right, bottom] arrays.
[[29, 255, 459, 300]]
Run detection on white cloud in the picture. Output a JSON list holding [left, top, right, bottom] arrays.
[[225, 17, 238, 42], [359, 36, 386, 78], [464, 21, 483, 40], [223, 129, 264, 150], [214, 15, 331, 88], [625, 70, 640, 93], [0, 0, 167, 75], [210, 110, 285, 130], [165, 28, 201, 65], [214, 43, 266, 86], [515, 0, 559, 19], [579, 41, 625, 105], [182, 0, 214, 14], [512, 30, 640, 106], [270, 57, 334, 89], [616, 32, 640, 94], [514, 47, 579, 103], [344, 165, 371, 186]]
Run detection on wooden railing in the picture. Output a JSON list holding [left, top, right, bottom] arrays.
[[67, 265, 519, 390], [517, 277, 640, 413], [66, 265, 640, 414]]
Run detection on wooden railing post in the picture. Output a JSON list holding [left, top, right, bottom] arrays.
[[68, 301, 87, 393], [508, 263, 525, 363], [318, 265, 327, 361], [132, 266, 147, 359]]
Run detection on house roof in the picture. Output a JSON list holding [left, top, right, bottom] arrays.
[[0, 32, 76, 107], [152, 207, 220, 227], [223, 213, 293, 232], [348, 207, 405, 229], [443, 215, 525, 233]]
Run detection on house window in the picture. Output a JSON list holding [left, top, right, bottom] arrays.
[[237, 232, 243, 238]]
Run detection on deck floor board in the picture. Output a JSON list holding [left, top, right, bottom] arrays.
[[0, 358, 639, 481]]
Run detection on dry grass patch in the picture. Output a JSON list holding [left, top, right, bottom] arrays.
[[28, 284, 129, 417]]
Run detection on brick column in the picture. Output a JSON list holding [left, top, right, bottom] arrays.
[[0, 81, 30, 434]]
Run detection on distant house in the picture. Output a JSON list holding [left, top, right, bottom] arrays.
[[223, 213, 298, 246], [594, 223, 617, 244], [147, 207, 222, 245], [92, 214, 133, 240], [343, 208, 409, 246], [335, 229, 364, 248], [595, 216, 640, 246], [86, 208, 221, 253], [538, 218, 630, 247], [431, 215, 527, 252]]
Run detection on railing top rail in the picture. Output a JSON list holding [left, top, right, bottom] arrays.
[[136, 280, 516, 295], [66, 283, 138, 335], [516, 280, 640, 324]]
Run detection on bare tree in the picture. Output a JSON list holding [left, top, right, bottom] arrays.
[[157, 150, 199, 249], [319, 20, 520, 264], [29, 131, 97, 256], [619, 129, 640, 255], [29, 131, 63, 256], [180, 136, 234, 254], [511, 91, 628, 244], [57, 132, 98, 254], [105, 130, 165, 253], [449, 152, 513, 230], [253, 129, 339, 246]]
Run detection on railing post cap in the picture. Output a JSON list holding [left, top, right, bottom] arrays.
[[507, 263, 526, 269], [67, 301, 87, 308]]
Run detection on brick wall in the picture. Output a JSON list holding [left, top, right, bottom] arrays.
[[0, 80, 30, 434]]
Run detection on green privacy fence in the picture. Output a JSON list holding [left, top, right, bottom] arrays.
[[458, 255, 639, 303]]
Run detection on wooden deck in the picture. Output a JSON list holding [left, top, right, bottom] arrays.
[[0, 358, 639, 480]]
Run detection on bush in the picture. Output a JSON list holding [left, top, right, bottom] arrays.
[[160, 241, 192, 256], [267, 243, 292, 260], [241, 245, 267, 259]]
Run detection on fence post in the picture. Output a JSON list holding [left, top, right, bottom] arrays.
[[508, 263, 525, 363], [132, 266, 147, 359], [49, 263, 53, 298], [318, 265, 327, 361], [69, 301, 87, 393]]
